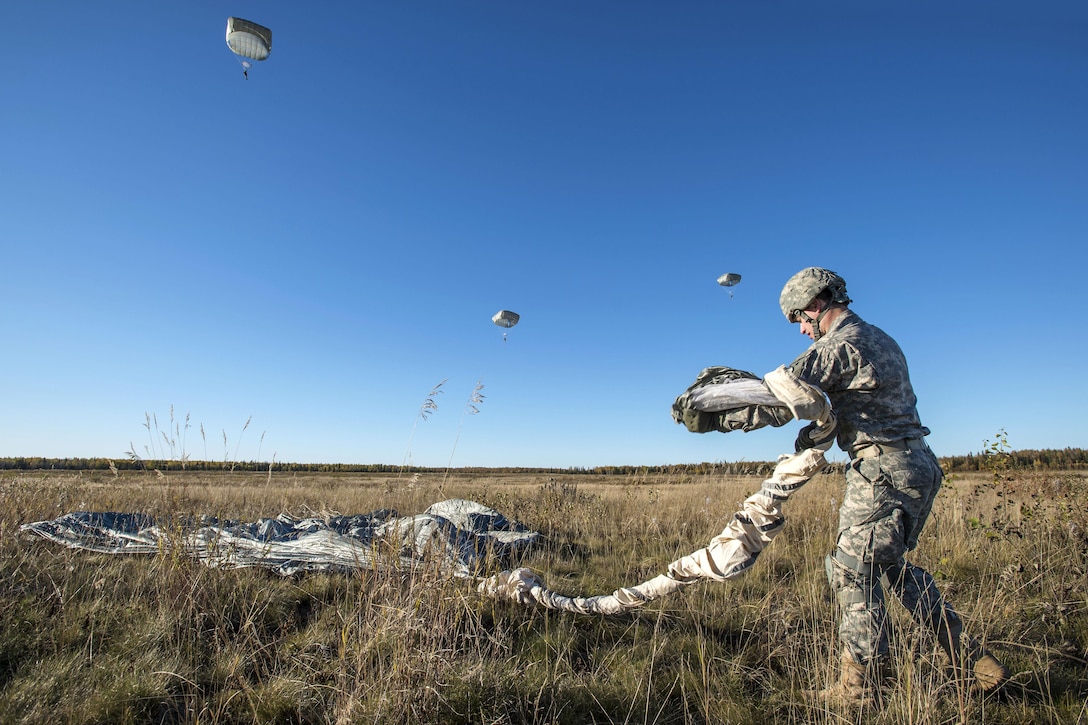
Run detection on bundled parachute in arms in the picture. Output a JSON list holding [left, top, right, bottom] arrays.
[[226, 17, 272, 79]]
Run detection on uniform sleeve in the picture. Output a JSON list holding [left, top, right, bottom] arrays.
[[787, 340, 859, 395]]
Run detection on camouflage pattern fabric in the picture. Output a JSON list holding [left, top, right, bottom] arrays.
[[787, 310, 930, 456], [828, 446, 961, 663], [786, 309, 960, 665], [479, 446, 834, 615], [778, 267, 851, 320], [22, 500, 540, 579], [671, 366, 794, 434]]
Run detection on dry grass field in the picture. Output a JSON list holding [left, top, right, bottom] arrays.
[[1, 465, 1085, 724]]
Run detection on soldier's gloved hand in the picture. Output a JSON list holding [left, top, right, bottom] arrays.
[[794, 418, 836, 452]]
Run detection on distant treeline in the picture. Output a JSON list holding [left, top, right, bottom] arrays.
[[938, 448, 1087, 472], [1, 448, 1085, 475], [0, 457, 766, 476]]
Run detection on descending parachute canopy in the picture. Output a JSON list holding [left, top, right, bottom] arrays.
[[717, 273, 742, 287], [226, 17, 272, 70], [717, 273, 742, 299], [492, 310, 520, 342], [492, 310, 520, 329]]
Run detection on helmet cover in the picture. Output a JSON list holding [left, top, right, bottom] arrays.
[[779, 267, 851, 321]]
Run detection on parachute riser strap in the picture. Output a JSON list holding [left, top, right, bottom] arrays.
[[477, 445, 831, 614]]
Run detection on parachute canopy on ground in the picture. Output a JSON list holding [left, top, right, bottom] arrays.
[[226, 17, 272, 63], [492, 310, 520, 329]]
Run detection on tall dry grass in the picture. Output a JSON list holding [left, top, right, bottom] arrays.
[[1, 466, 1085, 724]]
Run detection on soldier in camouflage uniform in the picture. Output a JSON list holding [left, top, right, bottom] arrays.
[[779, 267, 1010, 705]]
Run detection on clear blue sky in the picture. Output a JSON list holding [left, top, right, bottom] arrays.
[[2, 2, 1085, 468]]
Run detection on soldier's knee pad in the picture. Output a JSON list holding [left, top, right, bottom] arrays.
[[824, 553, 836, 588], [827, 548, 873, 606]]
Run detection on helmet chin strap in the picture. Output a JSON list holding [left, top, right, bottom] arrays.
[[797, 307, 831, 341]]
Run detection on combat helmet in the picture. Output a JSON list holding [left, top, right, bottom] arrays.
[[779, 268, 851, 341]]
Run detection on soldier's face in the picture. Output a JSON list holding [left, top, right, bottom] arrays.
[[796, 305, 822, 340], [798, 317, 818, 340]]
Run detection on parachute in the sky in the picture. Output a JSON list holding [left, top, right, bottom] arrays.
[[492, 310, 520, 342], [717, 273, 742, 299], [226, 17, 272, 79]]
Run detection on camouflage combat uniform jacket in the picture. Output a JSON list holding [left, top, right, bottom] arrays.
[[786, 309, 958, 663], [786, 309, 929, 456]]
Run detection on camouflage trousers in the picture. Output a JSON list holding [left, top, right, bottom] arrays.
[[825, 445, 962, 664]]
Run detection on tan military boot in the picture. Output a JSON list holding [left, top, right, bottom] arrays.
[[937, 624, 1011, 692], [967, 643, 1012, 692], [808, 652, 878, 707]]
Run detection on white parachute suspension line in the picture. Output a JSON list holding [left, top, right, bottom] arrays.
[[477, 443, 833, 615], [478, 367, 836, 615]]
